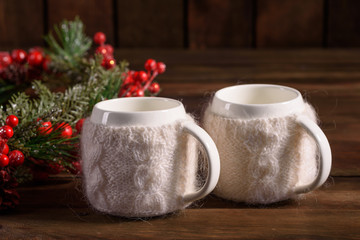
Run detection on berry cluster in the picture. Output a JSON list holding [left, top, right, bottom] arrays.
[[0, 115, 25, 168], [37, 120, 73, 138], [0, 48, 50, 84], [37, 118, 84, 139], [93, 32, 116, 70], [118, 59, 165, 97], [31, 118, 84, 179]]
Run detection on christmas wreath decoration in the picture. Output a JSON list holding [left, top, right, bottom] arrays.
[[0, 17, 166, 210]]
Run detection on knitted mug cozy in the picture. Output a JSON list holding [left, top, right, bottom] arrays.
[[203, 102, 319, 204], [81, 116, 199, 218]]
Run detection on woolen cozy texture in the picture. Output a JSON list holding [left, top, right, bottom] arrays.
[[203, 103, 318, 204], [81, 115, 198, 218]]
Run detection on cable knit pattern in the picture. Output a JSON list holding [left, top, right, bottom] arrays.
[[81, 115, 198, 218], [203, 103, 318, 204]]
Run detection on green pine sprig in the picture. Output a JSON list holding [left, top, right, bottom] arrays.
[[44, 16, 95, 86], [44, 16, 92, 68]]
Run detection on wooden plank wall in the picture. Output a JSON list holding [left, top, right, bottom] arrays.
[[0, 0, 360, 50]]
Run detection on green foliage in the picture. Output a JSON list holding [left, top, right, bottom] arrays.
[[44, 16, 92, 69], [0, 17, 128, 184], [43, 16, 96, 86], [0, 16, 93, 105], [0, 58, 126, 158]]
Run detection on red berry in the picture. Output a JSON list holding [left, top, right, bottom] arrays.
[[149, 82, 160, 94], [107, 58, 116, 69], [6, 115, 19, 128], [0, 154, 9, 167], [145, 59, 156, 71], [75, 119, 85, 133], [38, 121, 53, 135], [0, 125, 14, 139], [73, 160, 81, 172], [136, 71, 148, 83], [125, 91, 132, 97], [127, 70, 135, 76], [134, 88, 144, 97], [11, 49, 27, 64], [123, 73, 134, 85], [56, 123, 72, 138], [28, 51, 43, 66], [132, 71, 139, 81], [96, 46, 108, 56], [2, 144, 9, 155], [101, 56, 116, 69], [103, 44, 114, 55], [128, 85, 138, 94], [93, 32, 106, 45], [68, 161, 81, 175], [123, 71, 136, 85], [8, 150, 25, 167], [156, 62, 166, 74], [0, 52, 12, 67]]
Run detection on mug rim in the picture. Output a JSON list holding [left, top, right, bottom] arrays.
[[90, 97, 187, 126], [211, 84, 305, 119]]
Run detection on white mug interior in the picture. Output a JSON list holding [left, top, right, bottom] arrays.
[[211, 84, 306, 119], [90, 97, 187, 126]]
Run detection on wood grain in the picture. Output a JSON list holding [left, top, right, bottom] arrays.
[[116, 0, 184, 48], [328, 0, 360, 47], [0, 0, 43, 49], [188, 0, 253, 49], [256, 0, 324, 48], [47, 0, 114, 45], [0, 177, 359, 239], [2, 208, 359, 239], [2, 1, 360, 50]]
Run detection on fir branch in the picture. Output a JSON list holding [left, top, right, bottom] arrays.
[[1, 59, 126, 166], [44, 16, 92, 70], [23, 134, 79, 164], [0, 17, 128, 185], [1, 57, 126, 128]]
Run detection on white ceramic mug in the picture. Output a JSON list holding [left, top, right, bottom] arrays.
[[203, 84, 332, 204], [81, 97, 220, 217]]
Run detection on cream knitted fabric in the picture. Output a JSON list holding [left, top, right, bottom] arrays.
[[203, 103, 318, 204], [81, 116, 198, 218]]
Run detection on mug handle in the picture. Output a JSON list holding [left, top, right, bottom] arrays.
[[181, 122, 220, 203], [294, 116, 332, 194]]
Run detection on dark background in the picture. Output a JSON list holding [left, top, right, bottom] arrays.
[[0, 0, 360, 50]]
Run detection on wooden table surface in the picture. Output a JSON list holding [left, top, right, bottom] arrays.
[[1, 49, 359, 239]]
